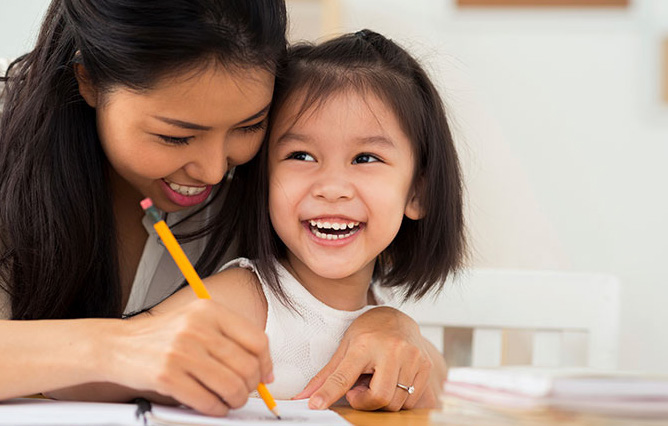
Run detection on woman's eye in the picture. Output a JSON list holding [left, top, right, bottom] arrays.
[[158, 135, 193, 146], [287, 151, 315, 162], [240, 119, 268, 134], [352, 154, 381, 164]]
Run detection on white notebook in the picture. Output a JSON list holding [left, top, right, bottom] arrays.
[[0, 397, 349, 425]]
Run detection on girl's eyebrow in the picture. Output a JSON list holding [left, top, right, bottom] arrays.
[[355, 135, 396, 149], [151, 103, 271, 131], [275, 134, 396, 149], [275, 132, 311, 146]]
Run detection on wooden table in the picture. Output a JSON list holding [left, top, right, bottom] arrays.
[[332, 405, 668, 425], [333, 407, 433, 426]]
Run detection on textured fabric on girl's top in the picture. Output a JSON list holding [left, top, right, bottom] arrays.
[[219, 257, 386, 399]]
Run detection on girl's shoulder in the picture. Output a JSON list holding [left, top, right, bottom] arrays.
[[204, 257, 268, 327]]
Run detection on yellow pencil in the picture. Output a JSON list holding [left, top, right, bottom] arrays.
[[141, 197, 281, 419]]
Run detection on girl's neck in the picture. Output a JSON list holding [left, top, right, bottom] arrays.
[[280, 253, 375, 311]]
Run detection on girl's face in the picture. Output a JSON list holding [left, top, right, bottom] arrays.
[[268, 90, 423, 283], [78, 65, 274, 212]]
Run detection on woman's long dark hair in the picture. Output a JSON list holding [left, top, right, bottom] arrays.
[[236, 29, 466, 304], [0, 0, 287, 320]]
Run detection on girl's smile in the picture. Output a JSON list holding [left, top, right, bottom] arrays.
[[268, 89, 423, 290], [304, 217, 364, 246]]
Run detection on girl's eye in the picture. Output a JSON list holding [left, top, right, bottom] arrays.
[[158, 135, 193, 146], [352, 154, 381, 164], [239, 118, 268, 134], [287, 151, 315, 162]]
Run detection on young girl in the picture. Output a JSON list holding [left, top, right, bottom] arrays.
[[0, 1, 448, 415], [154, 29, 465, 411]]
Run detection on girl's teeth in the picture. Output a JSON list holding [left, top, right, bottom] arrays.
[[311, 227, 359, 240], [168, 182, 206, 196], [309, 220, 360, 230]]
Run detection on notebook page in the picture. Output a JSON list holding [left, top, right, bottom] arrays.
[[150, 398, 349, 425], [0, 398, 138, 425]]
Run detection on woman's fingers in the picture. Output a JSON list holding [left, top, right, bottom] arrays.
[[304, 307, 437, 411], [373, 344, 429, 411], [307, 345, 369, 409], [207, 328, 263, 393], [293, 339, 349, 400], [208, 304, 273, 384], [158, 371, 230, 417], [182, 351, 252, 409], [122, 299, 272, 414], [345, 354, 401, 411], [401, 357, 432, 410]]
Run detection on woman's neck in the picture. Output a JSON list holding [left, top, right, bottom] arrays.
[[108, 166, 145, 223], [280, 253, 375, 311], [108, 165, 148, 307]]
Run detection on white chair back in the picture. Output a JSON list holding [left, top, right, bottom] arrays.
[[397, 269, 620, 369]]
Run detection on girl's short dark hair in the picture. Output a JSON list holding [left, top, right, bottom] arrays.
[[0, 0, 286, 320], [236, 29, 466, 302]]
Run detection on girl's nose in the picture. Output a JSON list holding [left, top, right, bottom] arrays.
[[311, 168, 355, 202], [183, 139, 227, 185]]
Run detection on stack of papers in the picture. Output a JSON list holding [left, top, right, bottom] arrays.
[[440, 367, 668, 418]]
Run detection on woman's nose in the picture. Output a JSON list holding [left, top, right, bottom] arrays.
[[183, 140, 227, 185]]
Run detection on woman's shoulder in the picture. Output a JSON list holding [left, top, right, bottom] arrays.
[[0, 229, 11, 319], [0, 287, 10, 320], [0, 230, 9, 319]]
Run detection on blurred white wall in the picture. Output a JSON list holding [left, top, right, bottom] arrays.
[[329, 0, 668, 373], [2, 0, 667, 373], [0, 0, 49, 59]]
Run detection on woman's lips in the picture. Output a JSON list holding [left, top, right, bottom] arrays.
[[160, 179, 212, 207]]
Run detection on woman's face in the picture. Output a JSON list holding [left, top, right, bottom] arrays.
[[78, 65, 274, 212]]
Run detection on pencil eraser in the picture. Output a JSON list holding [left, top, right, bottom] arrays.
[[140, 198, 153, 211]]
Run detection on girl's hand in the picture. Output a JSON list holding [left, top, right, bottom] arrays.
[[104, 299, 273, 416], [293, 306, 444, 411]]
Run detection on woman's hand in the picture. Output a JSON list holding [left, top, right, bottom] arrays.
[[293, 306, 445, 411], [100, 299, 273, 416]]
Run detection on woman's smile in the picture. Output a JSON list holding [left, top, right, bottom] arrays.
[[92, 64, 274, 213], [160, 179, 213, 207]]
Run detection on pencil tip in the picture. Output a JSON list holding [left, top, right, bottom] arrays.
[[271, 407, 282, 419]]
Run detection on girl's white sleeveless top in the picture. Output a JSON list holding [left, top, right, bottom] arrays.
[[219, 257, 384, 400]]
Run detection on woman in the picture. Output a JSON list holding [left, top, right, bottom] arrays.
[[0, 0, 444, 415]]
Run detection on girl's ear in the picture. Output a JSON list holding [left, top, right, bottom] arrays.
[[74, 63, 98, 108], [404, 188, 425, 220]]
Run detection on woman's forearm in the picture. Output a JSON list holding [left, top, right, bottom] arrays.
[[3, 299, 273, 416], [0, 318, 122, 399], [46, 383, 177, 405]]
